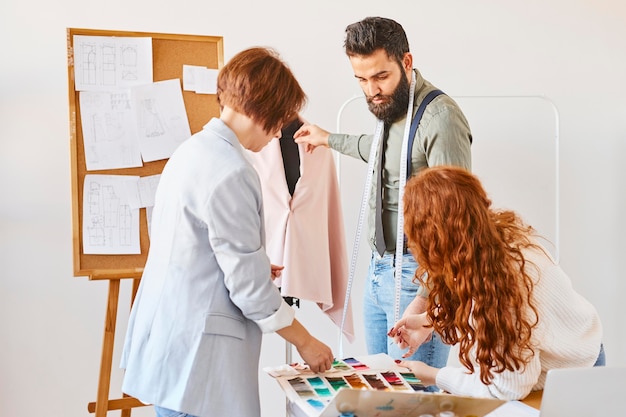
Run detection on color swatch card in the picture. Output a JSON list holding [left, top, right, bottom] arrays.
[[267, 353, 430, 416]]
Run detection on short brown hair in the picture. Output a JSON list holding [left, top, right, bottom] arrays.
[[217, 47, 306, 134]]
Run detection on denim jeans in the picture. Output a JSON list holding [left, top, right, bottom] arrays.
[[594, 343, 606, 366], [363, 252, 450, 389], [154, 406, 197, 417]]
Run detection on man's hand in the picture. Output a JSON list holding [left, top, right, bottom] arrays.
[[293, 122, 331, 153]]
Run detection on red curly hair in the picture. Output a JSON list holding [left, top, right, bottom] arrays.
[[403, 166, 540, 385]]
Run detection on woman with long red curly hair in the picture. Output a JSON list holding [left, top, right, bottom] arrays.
[[389, 166, 604, 400]]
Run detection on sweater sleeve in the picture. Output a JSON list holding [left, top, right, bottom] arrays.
[[436, 246, 603, 400], [436, 353, 541, 400]]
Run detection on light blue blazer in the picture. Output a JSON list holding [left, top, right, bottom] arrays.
[[120, 118, 294, 417]]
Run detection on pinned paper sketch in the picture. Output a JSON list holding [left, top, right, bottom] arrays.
[[183, 65, 218, 94], [125, 174, 161, 239], [73, 35, 153, 91], [79, 90, 143, 170], [132, 79, 191, 162], [82, 174, 141, 254], [125, 174, 160, 210]]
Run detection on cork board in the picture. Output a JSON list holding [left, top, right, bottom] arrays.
[[67, 28, 224, 279]]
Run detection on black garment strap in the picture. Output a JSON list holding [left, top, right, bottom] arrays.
[[406, 89, 445, 179], [279, 119, 303, 196]]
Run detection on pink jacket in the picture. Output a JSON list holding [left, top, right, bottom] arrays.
[[248, 138, 354, 341]]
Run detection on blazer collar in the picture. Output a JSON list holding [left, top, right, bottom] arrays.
[[202, 118, 244, 152]]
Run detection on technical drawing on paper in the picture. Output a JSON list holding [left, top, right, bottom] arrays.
[[82, 175, 140, 255], [101, 43, 116, 86], [80, 42, 97, 86], [79, 90, 142, 170], [120, 44, 139, 81], [139, 98, 166, 138], [73, 35, 153, 91], [132, 79, 192, 162], [78, 41, 117, 87], [86, 181, 131, 247]]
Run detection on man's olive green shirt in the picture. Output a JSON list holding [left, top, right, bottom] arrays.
[[329, 69, 472, 254]]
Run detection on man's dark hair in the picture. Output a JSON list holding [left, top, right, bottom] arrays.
[[344, 17, 410, 65]]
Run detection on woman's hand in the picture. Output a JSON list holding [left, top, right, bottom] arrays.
[[270, 264, 284, 281], [395, 359, 439, 387], [296, 336, 334, 373], [277, 318, 333, 373], [388, 312, 433, 358]]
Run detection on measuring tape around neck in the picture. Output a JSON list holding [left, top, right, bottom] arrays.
[[338, 71, 417, 357]]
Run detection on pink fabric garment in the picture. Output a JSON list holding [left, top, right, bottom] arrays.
[[247, 138, 354, 341]]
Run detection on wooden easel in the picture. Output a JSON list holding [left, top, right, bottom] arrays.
[[87, 275, 145, 416], [67, 28, 223, 416]]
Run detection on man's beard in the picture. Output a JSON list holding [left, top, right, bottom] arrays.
[[366, 73, 410, 124]]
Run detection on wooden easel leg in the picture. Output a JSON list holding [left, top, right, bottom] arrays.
[[120, 393, 132, 417], [95, 279, 121, 417], [131, 277, 141, 302]]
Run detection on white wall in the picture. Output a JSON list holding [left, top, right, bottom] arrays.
[[1, 1, 625, 416]]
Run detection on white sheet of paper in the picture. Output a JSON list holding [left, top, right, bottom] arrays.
[[73, 35, 153, 92], [79, 90, 143, 171], [182, 64, 201, 91], [82, 174, 141, 254], [146, 205, 154, 240], [485, 400, 539, 417], [125, 174, 161, 209], [132, 79, 191, 162], [183, 65, 218, 94], [195, 68, 218, 94]]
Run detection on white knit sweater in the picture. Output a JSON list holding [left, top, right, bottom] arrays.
[[436, 244, 603, 400]]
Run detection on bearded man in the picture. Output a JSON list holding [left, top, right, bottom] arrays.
[[295, 17, 472, 390]]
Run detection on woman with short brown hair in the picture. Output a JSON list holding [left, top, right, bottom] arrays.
[[121, 47, 333, 417]]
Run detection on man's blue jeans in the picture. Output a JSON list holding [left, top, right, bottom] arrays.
[[363, 252, 450, 389]]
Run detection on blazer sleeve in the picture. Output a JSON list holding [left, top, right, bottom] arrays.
[[205, 165, 294, 333]]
